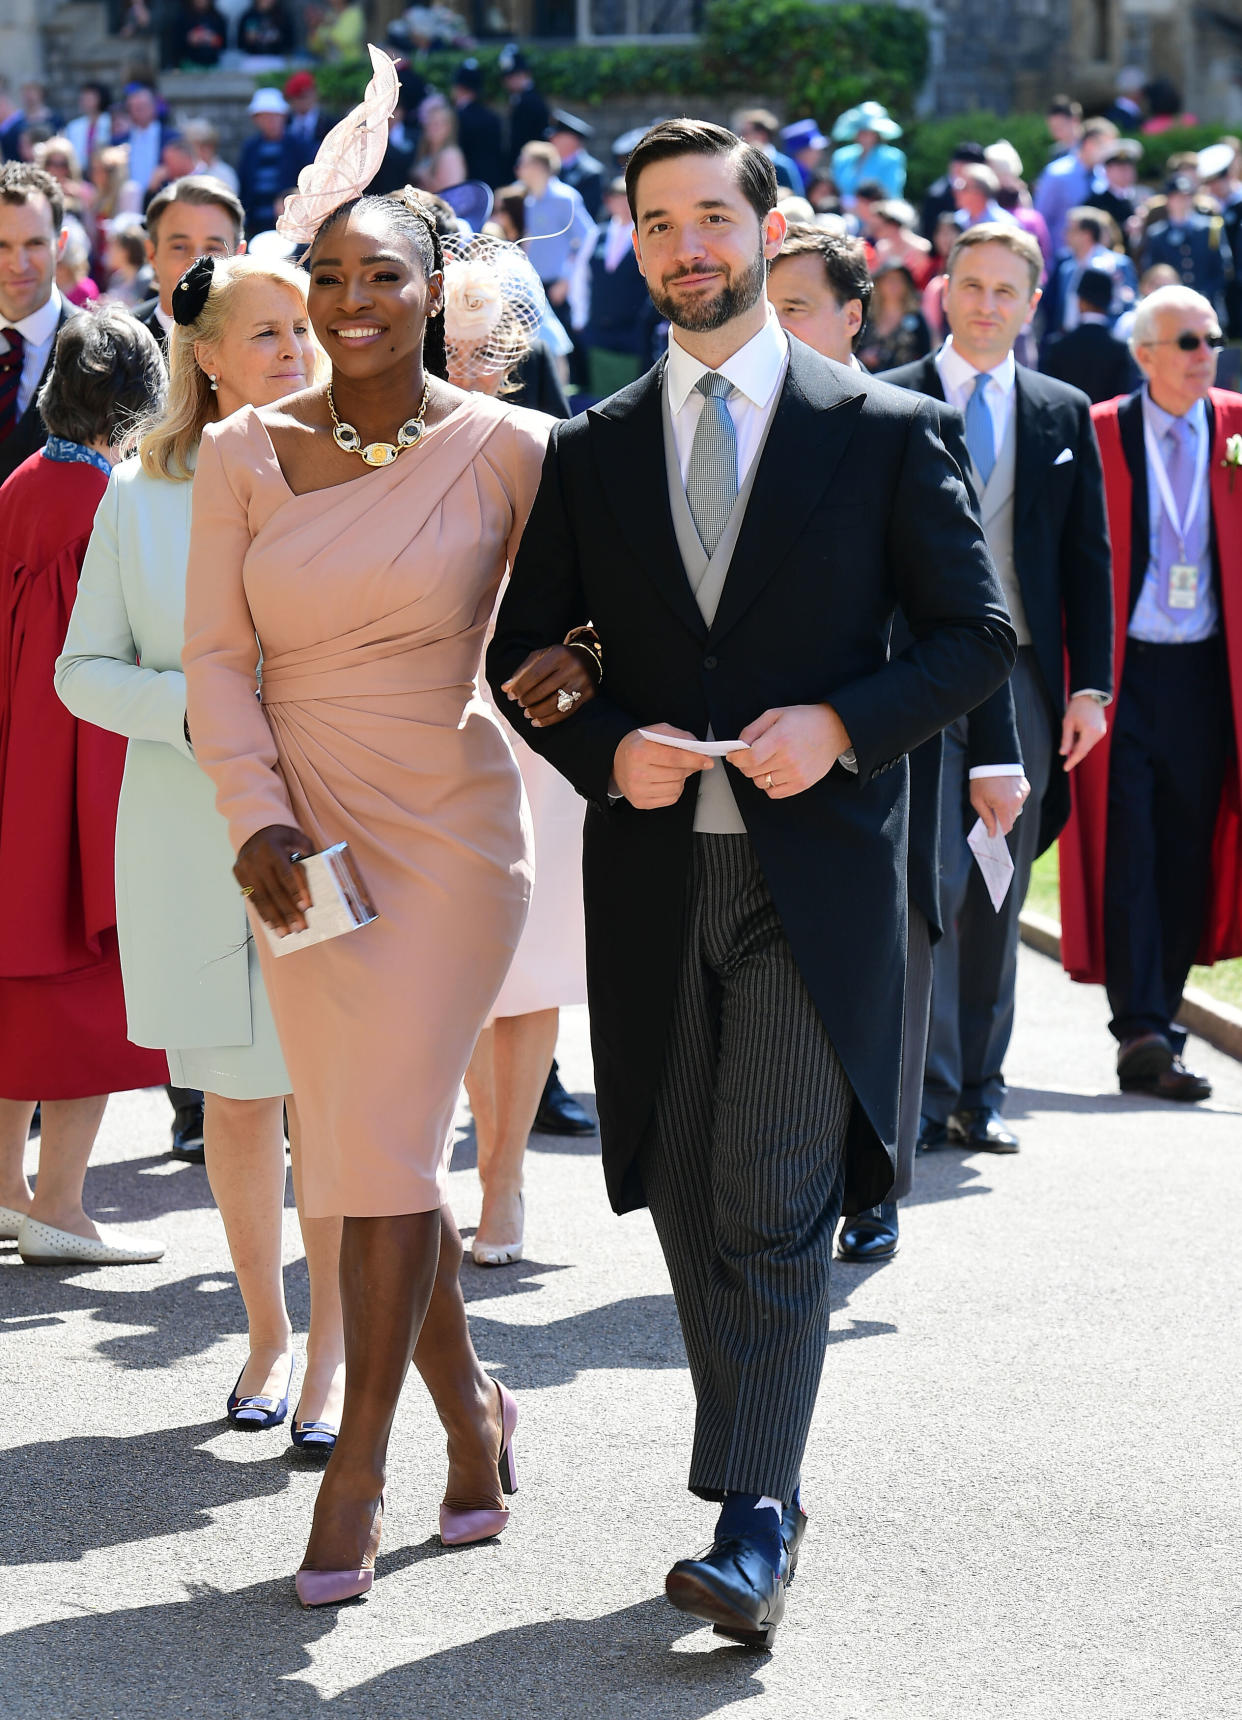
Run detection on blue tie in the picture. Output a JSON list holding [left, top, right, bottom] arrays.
[[965, 371, 995, 487], [686, 371, 738, 557]]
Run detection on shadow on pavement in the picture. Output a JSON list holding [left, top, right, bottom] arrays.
[[0, 1422, 292, 1566], [1006, 1082, 1241, 1118], [465, 1293, 684, 1389], [0, 1582, 768, 1720]]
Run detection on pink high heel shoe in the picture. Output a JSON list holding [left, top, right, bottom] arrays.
[[295, 1492, 385, 1607], [439, 1381, 518, 1546]]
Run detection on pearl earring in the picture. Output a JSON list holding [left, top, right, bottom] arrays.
[[209, 374, 218, 392]]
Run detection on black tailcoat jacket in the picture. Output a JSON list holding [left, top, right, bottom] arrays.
[[489, 337, 1017, 1218], [882, 352, 1114, 853]]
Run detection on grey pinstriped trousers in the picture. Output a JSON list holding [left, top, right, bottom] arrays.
[[637, 834, 852, 1504]]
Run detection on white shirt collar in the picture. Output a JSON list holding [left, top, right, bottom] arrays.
[[666, 303, 788, 414], [936, 334, 1016, 399], [2, 283, 62, 345], [154, 302, 175, 336]]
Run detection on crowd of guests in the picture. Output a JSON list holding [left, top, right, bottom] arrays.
[[1, 56, 1240, 1649]]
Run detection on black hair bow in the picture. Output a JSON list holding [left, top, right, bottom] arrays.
[[171, 256, 216, 326]]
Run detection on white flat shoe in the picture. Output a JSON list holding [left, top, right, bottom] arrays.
[[18, 1215, 165, 1266], [0, 1204, 27, 1241]]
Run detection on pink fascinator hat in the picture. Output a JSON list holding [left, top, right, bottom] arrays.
[[276, 45, 399, 246]]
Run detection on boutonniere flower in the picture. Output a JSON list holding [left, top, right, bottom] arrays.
[[1223, 433, 1242, 492]]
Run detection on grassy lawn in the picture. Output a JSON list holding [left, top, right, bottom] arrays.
[[1024, 849, 1242, 1010]]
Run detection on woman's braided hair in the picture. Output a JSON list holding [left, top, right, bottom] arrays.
[[309, 189, 448, 381]]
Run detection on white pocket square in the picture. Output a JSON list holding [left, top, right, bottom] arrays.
[[1053, 447, 1074, 465]]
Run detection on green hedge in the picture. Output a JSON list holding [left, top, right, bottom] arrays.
[[267, 1, 928, 126], [902, 112, 1238, 202]]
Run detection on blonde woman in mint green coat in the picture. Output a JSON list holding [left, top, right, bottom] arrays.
[[56, 255, 344, 1448]]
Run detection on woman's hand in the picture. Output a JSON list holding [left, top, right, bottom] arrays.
[[502, 644, 598, 727], [235, 824, 314, 936]]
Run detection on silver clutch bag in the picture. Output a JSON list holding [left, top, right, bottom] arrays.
[[261, 842, 379, 958]]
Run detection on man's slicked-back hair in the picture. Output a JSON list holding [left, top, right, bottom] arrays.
[[145, 174, 245, 246], [624, 119, 777, 228]]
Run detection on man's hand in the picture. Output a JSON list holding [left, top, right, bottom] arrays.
[[613, 725, 713, 809], [502, 644, 597, 726], [235, 823, 314, 936], [969, 773, 1031, 838], [1060, 693, 1108, 771], [732, 704, 850, 799]]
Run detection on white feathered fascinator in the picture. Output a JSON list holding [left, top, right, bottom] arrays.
[[276, 45, 400, 246], [440, 230, 546, 387]]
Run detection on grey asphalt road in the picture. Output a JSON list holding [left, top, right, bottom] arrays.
[[1, 946, 1238, 1720]]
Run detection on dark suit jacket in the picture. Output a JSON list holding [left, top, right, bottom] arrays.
[[881, 351, 1114, 852], [130, 296, 168, 358], [1042, 322, 1139, 404], [0, 302, 74, 487], [457, 98, 505, 189], [489, 338, 1016, 1218]]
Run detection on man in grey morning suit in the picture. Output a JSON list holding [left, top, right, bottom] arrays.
[[489, 122, 1015, 1648], [883, 223, 1114, 1156]]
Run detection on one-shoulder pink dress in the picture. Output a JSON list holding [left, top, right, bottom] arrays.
[[182, 395, 551, 1219]]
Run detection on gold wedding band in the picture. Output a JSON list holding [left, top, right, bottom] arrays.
[[764, 773, 774, 791], [240, 885, 255, 897]]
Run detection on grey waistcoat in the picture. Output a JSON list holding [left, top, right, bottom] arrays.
[[662, 376, 780, 833], [972, 404, 1031, 646]]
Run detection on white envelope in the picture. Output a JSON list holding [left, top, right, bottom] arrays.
[[1053, 447, 1074, 465], [639, 729, 750, 756], [966, 817, 1015, 912]]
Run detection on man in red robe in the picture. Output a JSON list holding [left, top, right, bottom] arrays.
[[1059, 285, 1242, 1099]]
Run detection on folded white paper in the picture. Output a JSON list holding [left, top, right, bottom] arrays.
[[261, 842, 379, 957], [966, 817, 1015, 913], [638, 729, 750, 756]]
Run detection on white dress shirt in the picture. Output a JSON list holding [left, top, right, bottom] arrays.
[[126, 121, 162, 196], [935, 335, 1017, 455], [666, 304, 789, 487], [2, 285, 63, 417]]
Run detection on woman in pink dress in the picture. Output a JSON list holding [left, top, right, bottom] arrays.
[[182, 160, 550, 1601]]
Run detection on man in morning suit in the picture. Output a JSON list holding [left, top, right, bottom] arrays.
[[131, 176, 246, 358], [489, 121, 1016, 1647], [769, 222, 1026, 1264], [882, 223, 1114, 1155], [1041, 266, 1140, 404], [1059, 286, 1242, 1100], [0, 163, 72, 490]]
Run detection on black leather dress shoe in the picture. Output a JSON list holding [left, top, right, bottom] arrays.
[[666, 1535, 787, 1650], [949, 1106, 1019, 1153], [1121, 1055, 1212, 1103], [532, 1061, 596, 1136], [836, 1200, 899, 1261], [916, 1115, 950, 1153], [170, 1102, 206, 1163]]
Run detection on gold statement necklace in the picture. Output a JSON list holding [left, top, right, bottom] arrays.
[[328, 381, 430, 467]]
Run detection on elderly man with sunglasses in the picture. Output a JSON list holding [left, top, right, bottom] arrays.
[[1060, 285, 1242, 1100]]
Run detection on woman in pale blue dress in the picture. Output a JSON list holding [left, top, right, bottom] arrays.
[[56, 256, 345, 1448]]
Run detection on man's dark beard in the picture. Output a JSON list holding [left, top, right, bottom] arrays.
[[648, 247, 767, 332]]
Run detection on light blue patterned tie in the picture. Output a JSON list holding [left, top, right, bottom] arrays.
[[686, 371, 738, 556], [965, 371, 996, 487]]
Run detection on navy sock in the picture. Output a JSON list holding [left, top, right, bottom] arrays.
[[715, 1492, 783, 1571]]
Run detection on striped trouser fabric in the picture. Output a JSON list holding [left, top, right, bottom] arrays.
[[637, 834, 852, 1504]]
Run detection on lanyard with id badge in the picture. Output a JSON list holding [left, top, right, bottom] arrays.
[[1144, 416, 1208, 610]]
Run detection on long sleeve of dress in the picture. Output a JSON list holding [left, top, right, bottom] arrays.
[[181, 421, 297, 854], [54, 469, 195, 758]]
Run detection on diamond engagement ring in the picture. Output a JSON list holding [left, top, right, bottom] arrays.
[[556, 688, 581, 713]]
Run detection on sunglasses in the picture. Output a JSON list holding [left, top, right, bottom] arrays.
[[1147, 331, 1226, 352]]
